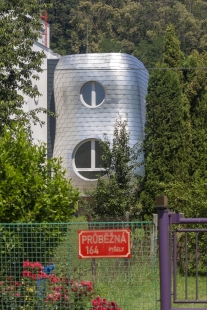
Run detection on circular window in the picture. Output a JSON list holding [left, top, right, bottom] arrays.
[[73, 139, 106, 180], [80, 82, 105, 108]]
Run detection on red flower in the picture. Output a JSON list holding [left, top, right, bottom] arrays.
[[48, 274, 60, 283], [22, 270, 33, 278], [91, 296, 122, 310], [23, 261, 44, 271], [37, 271, 48, 279], [23, 260, 30, 268], [53, 285, 64, 292], [45, 293, 54, 302]]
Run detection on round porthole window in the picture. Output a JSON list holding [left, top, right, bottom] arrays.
[[80, 81, 105, 108], [73, 139, 106, 180]]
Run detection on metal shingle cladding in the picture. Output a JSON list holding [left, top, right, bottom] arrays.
[[53, 53, 149, 192]]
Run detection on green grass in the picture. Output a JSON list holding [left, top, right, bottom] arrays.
[[171, 274, 207, 308], [3, 220, 207, 309], [53, 221, 158, 310]]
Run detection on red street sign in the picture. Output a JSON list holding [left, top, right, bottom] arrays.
[[78, 229, 131, 259]]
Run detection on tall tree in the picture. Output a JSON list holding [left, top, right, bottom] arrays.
[[43, 0, 79, 55], [163, 23, 184, 67], [0, 0, 47, 135], [182, 51, 207, 179], [140, 25, 191, 217]]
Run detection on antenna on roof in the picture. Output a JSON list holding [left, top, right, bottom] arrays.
[[86, 24, 88, 54]]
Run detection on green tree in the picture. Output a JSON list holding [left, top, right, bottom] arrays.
[[45, 0, 207, 67], [0, 125, 79, 223], [134, 35, 164, 68], [43, 0, 79, 55], [140, 25, 191, 217], [182, 51, 207, 179], [163, 24, 184, 67], [82, 116, 141, 219], [0, 0, 48, 135], [141, 65, 191, 216]]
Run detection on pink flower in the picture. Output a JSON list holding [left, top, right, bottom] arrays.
[[31, 274, 37, 280], [22, 270, 33, 278], [45, 293, 54, 302], [70, 280, 79, 292], [53, 292, 61, 301], [23, 261, 44, 271], [91, 296, 122, 310], [48, 274, 60, 283], [23, 260, 30, 268], [12, 281, 19, 286], [32, 262, 44, 270], [54, 285, 63, 292], [37, 271, 48, 279], [64, 294, 69, 301]]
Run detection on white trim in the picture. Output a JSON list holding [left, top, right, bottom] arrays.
[[80, 81, 105, 108], [72, 139, 106, 181], [91, 139, 95, 168], [91, 82, 96, 107]]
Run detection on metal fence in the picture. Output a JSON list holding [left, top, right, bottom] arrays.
[[0, 221, 157, 310], [156, 196, 207, 310]]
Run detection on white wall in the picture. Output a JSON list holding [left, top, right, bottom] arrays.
[[24, 41, 60, 145]]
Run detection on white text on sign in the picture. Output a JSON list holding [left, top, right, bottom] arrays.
[[81, 233, 127, 245]]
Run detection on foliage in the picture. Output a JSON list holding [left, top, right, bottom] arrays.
[[0, 125, 79, 223], [43, 0, 79, 55], [47, 0, 207, 67], [0, 260, 122, 310], [91, 296, 122, 310], [141, 65, 191, 216], [140, 25, 192, 217], [82, 115, 142, 219], [0, 0, 51, 135], [140, 24, 207, 274], [134, 35, 164, 68], [47, 221, 157, 309], [182, 51, 207, 179], [160, 47, 207, 215], [163, 24, 184, 68], [162, 171, 207, 217]]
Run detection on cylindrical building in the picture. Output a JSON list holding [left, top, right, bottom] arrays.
[[53, 53, 148, 192]]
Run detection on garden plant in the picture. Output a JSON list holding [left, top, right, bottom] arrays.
[[0, 260, 122, 310]]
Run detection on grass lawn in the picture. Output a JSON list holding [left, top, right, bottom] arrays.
[[53, 220, 158, 310], [171, 273, 207, 308]]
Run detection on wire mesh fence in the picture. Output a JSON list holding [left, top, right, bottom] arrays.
[[0, 221, 158, 310]]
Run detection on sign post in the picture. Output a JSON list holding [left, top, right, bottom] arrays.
[[78, 229, 131, 259]]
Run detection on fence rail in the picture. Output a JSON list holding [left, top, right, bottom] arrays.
[[156, 196, 207, 310], [0, 221, 157, 310]]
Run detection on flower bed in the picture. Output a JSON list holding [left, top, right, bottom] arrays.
[[0, 261, 122, 310]]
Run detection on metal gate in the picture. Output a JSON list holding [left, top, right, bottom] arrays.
[[0, 221, 158, 310], [156, 196, 207, 310]]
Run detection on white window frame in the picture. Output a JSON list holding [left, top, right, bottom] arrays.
[[73, 139, 106, 181], [80, 81, 105, 108]]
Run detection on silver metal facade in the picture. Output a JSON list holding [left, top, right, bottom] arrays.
[[53, 53, 148, 192]]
